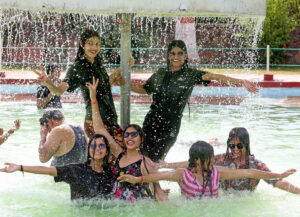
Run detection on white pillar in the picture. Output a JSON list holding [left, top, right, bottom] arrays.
[[266, 45, 270, 74], [120, 13, 132, 128]]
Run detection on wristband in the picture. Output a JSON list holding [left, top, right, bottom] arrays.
[[20, 165, 24, 176], [91, 100, 98, 105]]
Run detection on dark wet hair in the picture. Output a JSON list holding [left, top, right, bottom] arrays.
[[87, 134, 111, 170], [39, 109, 64, 125], [46, 64, 60, 76], [225, 127, 251, 162], [167, 40, 189, 71], [75, 29, 101, 64], [123, 124, 144, 150], [188, 141, 214, 198]]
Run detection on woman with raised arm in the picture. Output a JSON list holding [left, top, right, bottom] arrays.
[[0, 134, 115, 200], [86, 77, 167, 201], [118, 141, 295, 199], [116, 40, 258, 161], [34, 29, 132, 137]]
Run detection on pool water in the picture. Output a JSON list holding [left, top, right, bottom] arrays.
[[0, 99, 299, 217]]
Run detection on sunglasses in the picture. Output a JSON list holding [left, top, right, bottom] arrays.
[[169, 51, 184, 56], [123, 131, 139, 138], [229, 142, 244, 150], [90, 143, 106, 149]]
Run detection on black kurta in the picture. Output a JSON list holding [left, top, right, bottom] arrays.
[[142, 67, 210, 161]]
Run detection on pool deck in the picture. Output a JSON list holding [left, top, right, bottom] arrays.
[[1, 70, 300, 105]]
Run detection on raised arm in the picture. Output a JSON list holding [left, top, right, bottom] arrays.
[[274, 180, 300, 194], [0, 120, 21, 145], [131, 83, 147, 94], [118, 168, 184, 184], [218, 166, 296, 180], [202, 72, 259, 93], [0, 163, 57, 176], [158, 160, 189, 169], [33, 65, 68, 96], [86, 77, 122, 157]]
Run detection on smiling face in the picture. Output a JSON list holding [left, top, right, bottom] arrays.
[[229, 137, 246, 159], [168, 46, 188, 71], [123, 127, 142, 151], [89, 137, 107, 160], [82, 36, 101, 62]]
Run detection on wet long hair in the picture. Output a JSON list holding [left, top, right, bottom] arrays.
[[188, 141, 214, 198], [166, 40, 189, 71], [123, 124, 144, 151], [87, 134, 111, 171], [75, 29, 102, 65], [225, 127, 252, 163]]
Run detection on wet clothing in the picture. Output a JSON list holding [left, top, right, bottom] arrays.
[[215, 154, 281, 191], [54, 163, 114, 200], [181, 166, 219, 199], [112, 152, 153, 200], [63, 57, 118, 134], [142, 67, 210, 161], [51, 125, 88, 167], [36, 85, 62, 109]]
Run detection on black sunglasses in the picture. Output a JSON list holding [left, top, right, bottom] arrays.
[[229, 142, 244, 150], [169, 51, 184, 56], [123, 131, 139, 138], [90, 143, 106, 149]]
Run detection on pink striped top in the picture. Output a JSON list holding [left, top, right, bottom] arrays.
[[180, 166, 219, 199]]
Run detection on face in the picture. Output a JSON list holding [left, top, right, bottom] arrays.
[[123, 127, 142, 150], [89, 138, 107, 160], [82, 36, 101, 60], [229, 137, 246, 159], [169, 47, 187, 69]]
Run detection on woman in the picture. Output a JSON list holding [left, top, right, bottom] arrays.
[[117, 40, 259, 161], [214, 127, 300, 194], [118, 141, 295, 199], [34, 29, 130, 137], [0, 134, 115, 200], [86, 78, 167, 201]]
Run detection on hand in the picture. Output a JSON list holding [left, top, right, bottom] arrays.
[[117, 174, 139, 184], [0, 163, 20, 173], [33, 65, 51, 85], [242, 80, 259, 93], [86, 77, 99, 101], [40, 123, 49, 138], [280, 169, 296, 178], [110, 70, 125, 86], [128, 57, 135, 67], [11, 120, 21, 131]]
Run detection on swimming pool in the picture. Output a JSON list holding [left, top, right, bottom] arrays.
[[0, 100, 299, 217]]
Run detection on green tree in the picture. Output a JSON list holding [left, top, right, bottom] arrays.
[[260, 0, 299, 64]]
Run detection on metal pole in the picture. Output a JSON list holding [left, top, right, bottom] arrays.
[[120, 13, 132, 128], [0, 9, 3, 72], [266, 45, 270, 74]]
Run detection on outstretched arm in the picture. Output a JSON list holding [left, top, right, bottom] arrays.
[[33, 65, 68, 96], [0, 163, 57, 176], [118, 169, 184, 184], [86, 77, 123, 157], [0, 120, 21, 145], [218, 166, 296, 180], [202, 72, 259, 93], [274, 180, 300, 194], [157, 160, 188, 169]]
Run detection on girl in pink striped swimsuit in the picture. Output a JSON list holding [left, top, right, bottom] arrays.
[[118, 141, 296, 199]]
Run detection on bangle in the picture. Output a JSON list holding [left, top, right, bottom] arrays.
[[139, 176, 143, 183], [20, 165, 24, 176], [91, 100, 98, 105]]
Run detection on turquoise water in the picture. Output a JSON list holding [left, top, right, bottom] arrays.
[[0, 99, 300, 217]]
